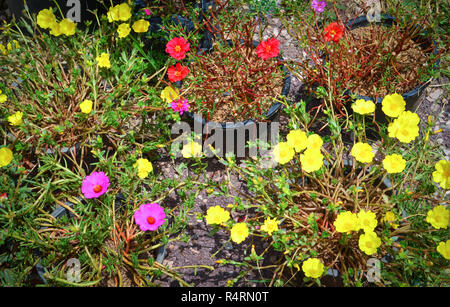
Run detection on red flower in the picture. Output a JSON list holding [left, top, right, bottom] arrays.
[[323, 22, 344, 43], [165, 37, 190, 60], [168, 63, 189, 82], [256, 38, 280, 60]]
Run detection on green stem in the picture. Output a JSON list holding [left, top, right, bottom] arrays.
[[44, 273, 102, 287], [129, 34, 158, 71]]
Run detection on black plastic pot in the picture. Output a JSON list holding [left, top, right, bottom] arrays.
[[35, 194, 167, 285], [345, 14, 440, 122], [5, 0, 104, 26], [144, 15, 195, 36], [180, 39, 291, 158], [6, 132, 98, 175]]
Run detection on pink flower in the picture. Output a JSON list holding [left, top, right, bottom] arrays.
[[144, 8, 151, 15], [165, 37, 190, 60], [170, 98, 189, 115], [81, 171, 110, 199], [256, 38, 280, 60], [134, 203, 166, 231], [312, 0, 327, 14]]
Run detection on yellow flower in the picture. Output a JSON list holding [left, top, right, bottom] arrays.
[[382, 154, 406, 174], [260, 217, 279, 235], [132, 19, 150, 33], [387, 111, 420, 143], [357, 210, 377, 232], [358, 231, 381, 255], [134, 158, 153, 179], [205, 206, 230, 225], [432, 160, 450, 189], [107, 3, 132, 22], [117, 23, 131, 38], [80, 99, 93, 114], [382, 93, 405, 118], [13, 40, 20, 49], [436, 240, 450, 260], [37, 8, 57, 29], [272, 142, 295, 165], [96, 52, 111, 68], [334, 211, 360, 233], [181, 141, 203, 158], [8, 111, 23, 126], [307, 134, 323, 151], [351, 142, 374, 163], [107, 5, 119, 22], [426, 205, 449, 229], [286, 130, 308, 152], [0, 147, 13, 167], [117, 3, 132, 21], [383, 211, 396, 223], [302, 258, 324, 279], [0, 44, 6, 55], [300, 149, 323, 173], [230, 223, 249, 244], [383, 211, 398, 229], [49, 22, 62, 37], [59, 18, 76, 36], [160, 86, 180, 103], [352, 99, 375, 115], [0, 89, 7, 103]]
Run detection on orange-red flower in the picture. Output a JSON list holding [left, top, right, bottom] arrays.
[[323, 22, 344, 43], [256, 38, 280, 60], [166, 37, 190, 60], [168, 63, 189, 82]]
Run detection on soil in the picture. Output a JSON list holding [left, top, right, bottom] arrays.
[[183, 42, 285, 123], [348, 24, 433, 97]]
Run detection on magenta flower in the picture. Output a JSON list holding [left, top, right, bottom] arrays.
[[134, 203, 166, 231], [81, 171, 110, 199], [171, 98, 190, 115], [144, 8, 151, 15], [312, 0, 327, 13]]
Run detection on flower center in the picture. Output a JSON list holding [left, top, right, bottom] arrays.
[[175, 71, 181, 77], [174, 45, 182, 52], [265, 45, 271, 53], [147, 216, 156, 224], [330, 30, 336, 36], [177, 102, 183, 109], [93, 185, 102, 193], [444, 170, 450, 178]]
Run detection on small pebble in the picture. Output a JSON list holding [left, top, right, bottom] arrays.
[[428, 88, 443, 101]]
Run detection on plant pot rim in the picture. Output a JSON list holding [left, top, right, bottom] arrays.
[[345, 14, 440, 104], [182, 39, 291, 129]]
